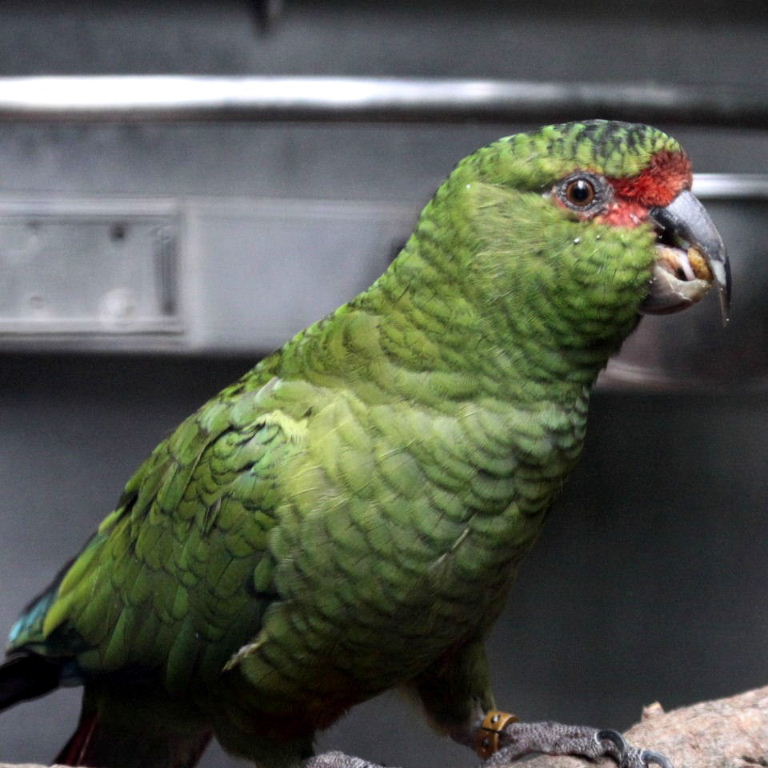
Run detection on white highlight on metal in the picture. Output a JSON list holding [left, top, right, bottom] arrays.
[[0, 75, 736, 121]]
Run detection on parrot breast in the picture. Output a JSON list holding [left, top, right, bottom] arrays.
[[214, 381, 589, 728]]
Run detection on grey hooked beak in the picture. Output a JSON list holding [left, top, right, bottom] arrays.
[[642, 189, 731, 325]]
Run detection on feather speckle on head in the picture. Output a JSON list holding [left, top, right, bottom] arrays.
[[545, 120, 688, 180], [494, 120, 692, 229], [461, 119, 690, 200]]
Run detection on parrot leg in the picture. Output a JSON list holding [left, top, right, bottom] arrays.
[[478, 713, 672, 768]]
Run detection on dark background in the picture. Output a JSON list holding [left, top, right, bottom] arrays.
[[1, 2, 767, 767]]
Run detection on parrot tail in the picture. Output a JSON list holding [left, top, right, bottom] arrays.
[[55, 685, 213, 768], [0, 652, 61, 712], [54, 716, 212, 768]]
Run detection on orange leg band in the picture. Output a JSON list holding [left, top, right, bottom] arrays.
[[475, 710, 520, 759]]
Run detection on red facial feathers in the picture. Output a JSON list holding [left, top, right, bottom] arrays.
[[601, 150, 692, 228], [608, 150, 692, 208]]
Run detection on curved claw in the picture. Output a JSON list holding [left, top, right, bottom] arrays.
[[596, 729, 629, 760], [640, 749, 674, 768], [595, 732, 674, 768]]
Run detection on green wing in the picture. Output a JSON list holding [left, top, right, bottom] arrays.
[[10, 368, 307, 694]]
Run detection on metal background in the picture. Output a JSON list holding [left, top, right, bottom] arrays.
[[0, 2, 767, 767]]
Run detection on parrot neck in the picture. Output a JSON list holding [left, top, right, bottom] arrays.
[[276, 178, 650, 410], [346, 231, 639, 407]]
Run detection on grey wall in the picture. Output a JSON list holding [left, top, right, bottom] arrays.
[[0, 2, 767, 767], [0, 0, 763, 84]]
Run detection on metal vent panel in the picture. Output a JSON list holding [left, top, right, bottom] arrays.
[[0, 201, 181, 336]]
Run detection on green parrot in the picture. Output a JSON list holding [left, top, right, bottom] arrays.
[[0, 120, 729, 768]]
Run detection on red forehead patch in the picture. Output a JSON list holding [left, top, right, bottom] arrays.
[[608, 150, 692, 208]]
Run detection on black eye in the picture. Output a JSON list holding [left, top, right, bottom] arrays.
[[564, 178, 596, 207], [555, 173, 609, 214]]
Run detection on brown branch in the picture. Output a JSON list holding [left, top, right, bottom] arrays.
[[1, 686, 767, 768], [517, 686, 768, 768]]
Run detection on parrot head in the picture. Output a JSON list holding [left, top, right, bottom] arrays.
[[545, 125, 730, 322], [438, 120, 730, 349]]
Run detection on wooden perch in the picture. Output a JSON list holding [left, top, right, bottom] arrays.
[[1, 686, 767, 768]]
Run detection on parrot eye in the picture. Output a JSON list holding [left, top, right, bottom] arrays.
[[565, 179, 595, 206], [556, 173, 610, 214]]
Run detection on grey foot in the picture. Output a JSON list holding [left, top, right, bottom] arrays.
[[484, 721, 672, 768], [597, 730, 672, 768], [305, 751, 394, 768]]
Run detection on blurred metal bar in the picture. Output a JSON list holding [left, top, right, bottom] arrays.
[[0, 76, 764, 126], [694, 173, 768, 197]]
